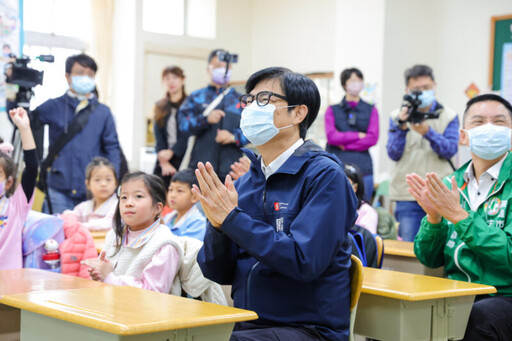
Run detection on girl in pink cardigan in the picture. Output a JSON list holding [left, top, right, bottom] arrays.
[[0, 108, 38, 270]]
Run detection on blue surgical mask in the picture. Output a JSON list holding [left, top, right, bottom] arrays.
[[465, 123, 511, 160], [418, 89, 435, 109], [71, 75, 95, 95], [240, 102, 295, 146], [211, 67, 231, 85]]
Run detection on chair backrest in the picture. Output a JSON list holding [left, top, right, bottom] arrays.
[[375, 235, 384, 268], [349, 254, 364, 311]]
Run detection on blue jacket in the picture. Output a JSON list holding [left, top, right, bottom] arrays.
[[32, 94, 121, 201], [197, 140, 358, 341], [177, 85, 248, 177]]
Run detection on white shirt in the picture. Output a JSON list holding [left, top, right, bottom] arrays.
[[261, 138, 304, 179], [463, 154, 507, 211]]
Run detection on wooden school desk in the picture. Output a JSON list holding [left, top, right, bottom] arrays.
[[354, 268, 496, 341], [0, 269, 107, 341], [91, 230, 108, 254], [0, 285, 258, 341], [383, 239, 444, 277]]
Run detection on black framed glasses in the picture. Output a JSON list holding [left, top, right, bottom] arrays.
[[239, 91, 288, 108]]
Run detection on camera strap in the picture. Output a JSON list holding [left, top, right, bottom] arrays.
[[444, 158, 456, 171], [38, 100, 97, 211], [179, 87, 232, 171]]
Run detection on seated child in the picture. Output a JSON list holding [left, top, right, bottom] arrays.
[[344, 164, 378, 234], [82, 172, 180, 293], [163, 170, 206, 241], [69, 157, 118, 231], [0, 107, 39, 270]]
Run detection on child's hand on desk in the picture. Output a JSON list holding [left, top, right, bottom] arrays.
[[82, 251, 113, 281]]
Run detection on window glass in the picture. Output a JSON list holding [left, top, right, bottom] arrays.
[[23, 0, 54, 33], [53, 0, 92, 40], [142, 0, 184, 36], [186, 0, 216, 39]]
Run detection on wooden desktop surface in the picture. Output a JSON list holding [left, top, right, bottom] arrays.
[[383, 240, 415, 257], [0, 285, 257, 335], [362, 267, 496, 301], [90, 231, 108, 239], [0, 269, 107, 297]]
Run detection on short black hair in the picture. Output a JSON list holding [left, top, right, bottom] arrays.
[[340, 68, 363, 89], [245, 67, 321, 139], [463, 94, 512, 127], [208, 49, 227, 64], [404, 64, 434, 86], [170, 169, 198, 189], [344, 163, 364, 208], [65, 53, 98, 74]]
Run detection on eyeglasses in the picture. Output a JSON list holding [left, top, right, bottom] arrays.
[[239, 91, 288, 108]]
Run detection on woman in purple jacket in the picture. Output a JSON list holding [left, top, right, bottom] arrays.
[[325, 68, 379, 201]]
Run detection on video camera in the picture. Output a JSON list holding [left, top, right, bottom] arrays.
[[216, 50, 238, 64], [402, 90, 440, 124], [4, 54, 54, 109], [216, 50, 238, 87]]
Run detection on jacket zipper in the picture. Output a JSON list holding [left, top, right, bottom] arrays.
[[454, 180, 507, 283], [454, 242, 471, 282], [245, 180, 267, 308]]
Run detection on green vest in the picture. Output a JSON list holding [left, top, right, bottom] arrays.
[[389, 106, 457, 201]]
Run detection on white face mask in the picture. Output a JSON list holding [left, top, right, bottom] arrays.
[[464, 123, 512, 160], [240, 102, 295, 146], [345, 81, 364, 97]]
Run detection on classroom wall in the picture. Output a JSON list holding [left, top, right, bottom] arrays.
[[249, 0, 337, 74], [111, 0, 512, 175], [115, 0, 253, 170]]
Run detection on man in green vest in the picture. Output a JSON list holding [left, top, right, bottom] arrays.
[[408, 94, 512, 340]]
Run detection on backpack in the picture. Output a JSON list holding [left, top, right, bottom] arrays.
[[375, 206, 398, 240], [23, 210, 65, 270], [348, 225, 382, 268]]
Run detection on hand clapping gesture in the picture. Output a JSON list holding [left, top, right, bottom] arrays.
[[82, 251, 114, 281], [406, 172, 469, 225], [192, 162, 238, 228]]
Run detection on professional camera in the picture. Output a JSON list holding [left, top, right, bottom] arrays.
[[4, 54, 54, 109], [402, 90, 440, 124], [216, 50, 238, 64]]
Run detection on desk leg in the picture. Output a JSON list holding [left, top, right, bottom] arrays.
[[0, 304, 20, 341], [20, 310, 235, 341], [432, 296, 475, 341], [355, 294, 475, 341]]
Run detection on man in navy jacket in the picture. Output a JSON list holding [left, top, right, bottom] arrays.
[[194, 67, 358, 341], [31, 54, 121, 213]]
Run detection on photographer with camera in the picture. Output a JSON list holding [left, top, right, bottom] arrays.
[[31, 53, 121, 214], [387, 64, 459, 241], [177, 49, 248, 180]]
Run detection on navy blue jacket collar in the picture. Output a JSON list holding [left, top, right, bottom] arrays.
[[242, 140, 341, 178]]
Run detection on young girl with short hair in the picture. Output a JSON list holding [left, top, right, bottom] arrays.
[[83, 172, 180, 293], [0, 107, 39, 269], [69, 157, 118, 231]]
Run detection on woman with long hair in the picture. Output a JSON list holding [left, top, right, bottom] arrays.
[[153, 66, 188, 188]]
